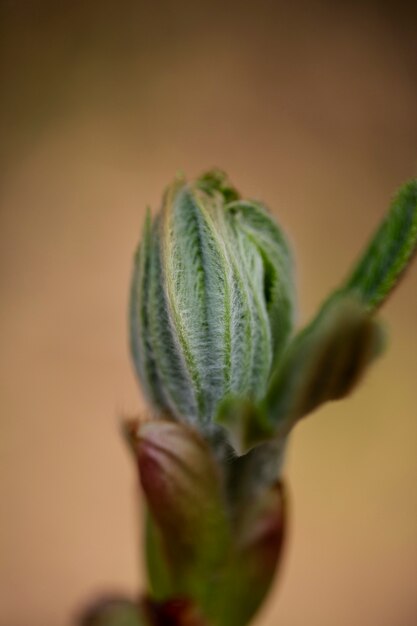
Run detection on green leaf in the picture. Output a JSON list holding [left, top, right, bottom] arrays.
[[217, 295, 385, 451], [342, 179, 417, 310], [215, 396, 274, 455], [224, 198, 296, 360], [244, 181, 416, 446], [262, 294, 385, 435]]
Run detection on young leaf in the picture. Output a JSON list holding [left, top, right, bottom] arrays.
[[342, 179, 417, 310], [217, 295, 384, 451], [215, 396, 274, 455], [262, 294, 385, 435], [251, 181, 416, 445]]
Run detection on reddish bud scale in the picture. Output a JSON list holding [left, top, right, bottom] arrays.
[[142, 597, 208, 626]]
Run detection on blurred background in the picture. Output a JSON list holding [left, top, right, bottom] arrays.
[[1, 1, 416, 625]]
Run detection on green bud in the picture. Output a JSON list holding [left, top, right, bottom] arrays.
[[130, 170, 295, 433]]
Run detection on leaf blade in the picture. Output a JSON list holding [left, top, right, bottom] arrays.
[[343, 179, 417, 310], [263, 294, 385, 434]]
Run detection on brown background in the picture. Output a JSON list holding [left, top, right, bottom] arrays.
[[1, 1, 416, 625]]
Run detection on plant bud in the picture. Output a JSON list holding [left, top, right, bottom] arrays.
[[127, 418, 286, 626], [130, 419, 232, 625], [130, 170, 295, 433]]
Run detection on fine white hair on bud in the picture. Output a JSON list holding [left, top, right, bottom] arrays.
[[130, 170, 295, 432]]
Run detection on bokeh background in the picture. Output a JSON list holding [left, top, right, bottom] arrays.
[[1, 1, 416, 625]]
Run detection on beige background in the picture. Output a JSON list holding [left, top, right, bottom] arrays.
[[1, 2, 416, 625]]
